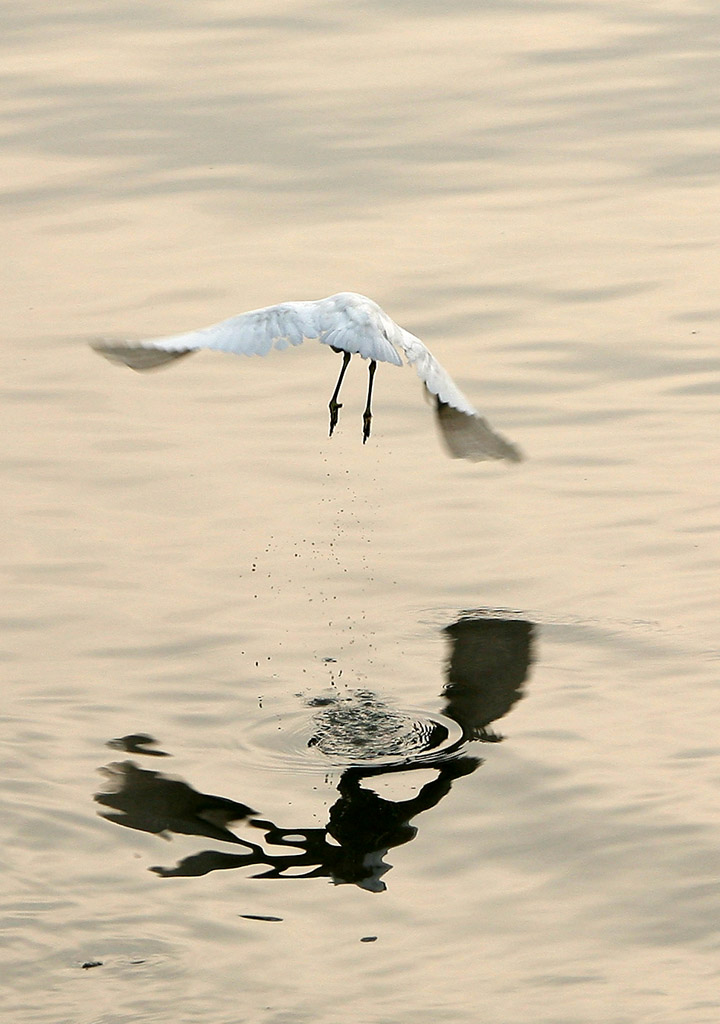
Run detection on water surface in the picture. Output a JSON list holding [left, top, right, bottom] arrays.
[[2, 2, 719, 1022]]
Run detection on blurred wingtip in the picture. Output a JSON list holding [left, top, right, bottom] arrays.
[[434, 399, 524, 464], [90, 339, 192, 372]]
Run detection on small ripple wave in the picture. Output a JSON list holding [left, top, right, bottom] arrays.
[[238, 689, 464, 773]]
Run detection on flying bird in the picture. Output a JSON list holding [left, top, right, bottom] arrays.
[[91, 292, 522, 463]]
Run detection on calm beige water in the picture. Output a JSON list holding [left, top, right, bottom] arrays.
[[3, 2, 719, 1022]]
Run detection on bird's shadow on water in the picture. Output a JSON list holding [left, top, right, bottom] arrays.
[[95, 612, 534, 893]]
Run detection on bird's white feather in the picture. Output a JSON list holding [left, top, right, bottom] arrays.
[[387, 325, 477, 417], [94, 294, 402, 366], [92, 292, 522, 462]]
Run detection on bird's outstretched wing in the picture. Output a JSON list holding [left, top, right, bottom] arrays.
[[388, 325, 523, 463], [91, 293, 402, 371]]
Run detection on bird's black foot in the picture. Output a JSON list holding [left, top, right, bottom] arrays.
[[329, 399, 342, 437], [362, 410, 372, 444], [362, 359, 376, 445]]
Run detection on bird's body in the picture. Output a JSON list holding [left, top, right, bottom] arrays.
[[92, 292, 521, 463]]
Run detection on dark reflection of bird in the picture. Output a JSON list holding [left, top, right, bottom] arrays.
[[106, 733, 170, 757], [442, 614, 534, 742], [94, 753, 480, 892], [150, 756, 481, 893], [94, 610, 534, 891], [95, 762, 255, 844], [91, 292, 522, 463]]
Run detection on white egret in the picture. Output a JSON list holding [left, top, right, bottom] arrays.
[[92, 291, 522, 463]]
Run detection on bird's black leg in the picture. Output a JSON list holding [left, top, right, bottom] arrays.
[[328, 350, 351, 437], [362, 359, 377, 444]]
